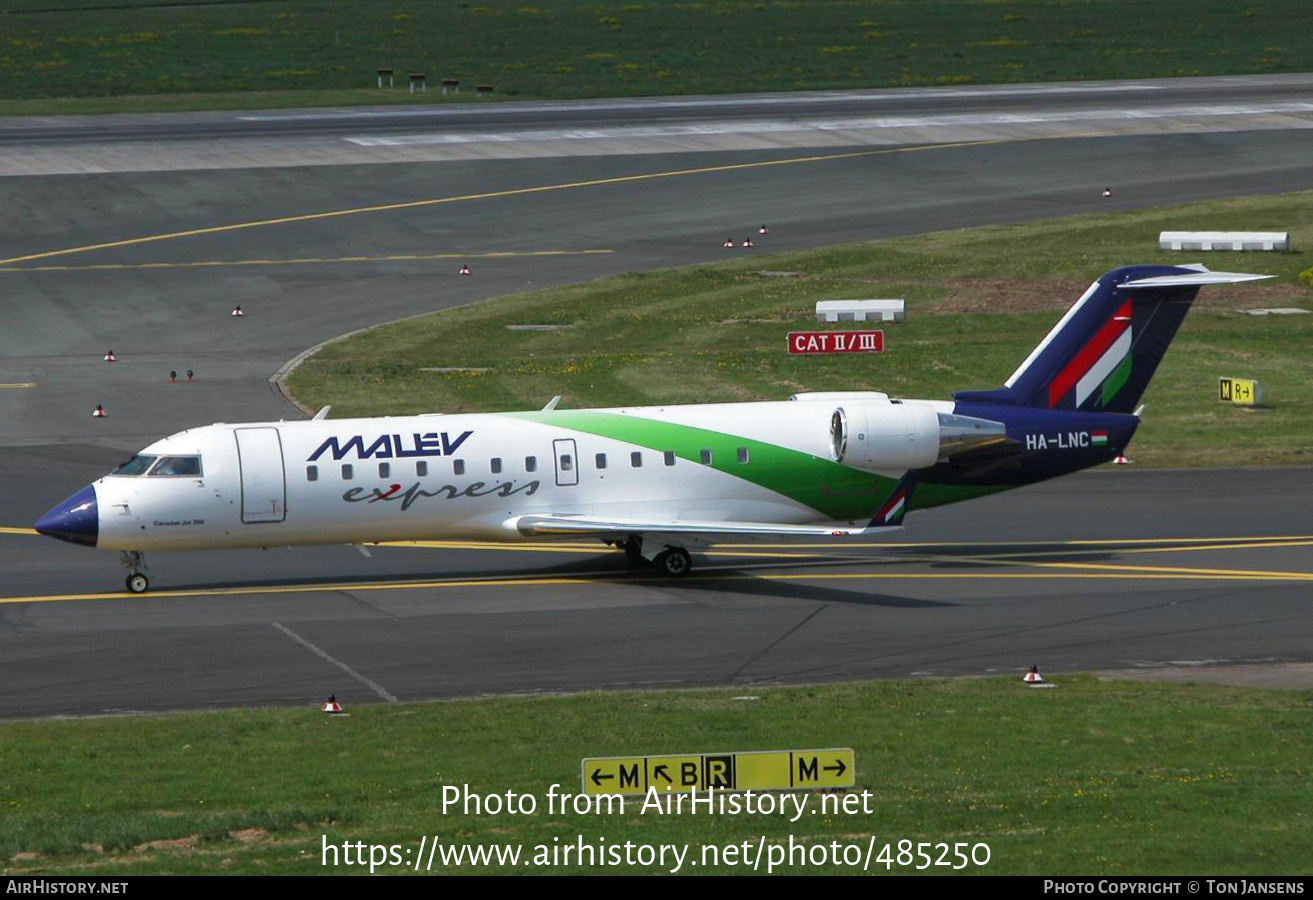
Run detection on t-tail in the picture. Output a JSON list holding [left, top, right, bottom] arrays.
[[954, 265, 1270, 413]]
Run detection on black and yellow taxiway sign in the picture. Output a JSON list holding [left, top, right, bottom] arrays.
[[582, 748, 855, 795], [1219, 376, 1263, 406]]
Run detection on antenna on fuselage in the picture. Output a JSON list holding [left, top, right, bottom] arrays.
[[313, 406, 331, 420], [541, 395, 563, 412]]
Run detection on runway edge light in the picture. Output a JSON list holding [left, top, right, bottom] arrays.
[[1024, 665, 1057, 689]]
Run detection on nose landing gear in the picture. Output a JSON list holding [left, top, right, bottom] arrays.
[[120, 551, 150, 594]]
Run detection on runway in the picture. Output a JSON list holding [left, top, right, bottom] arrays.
[[2, 75, 1312, 718]]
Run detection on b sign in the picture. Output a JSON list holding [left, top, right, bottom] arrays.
[[788, 331, 884, 355]]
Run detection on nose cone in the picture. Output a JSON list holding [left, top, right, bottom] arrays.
[[35, 485, 99, 547]]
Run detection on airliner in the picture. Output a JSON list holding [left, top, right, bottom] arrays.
[[36, 264, 1267, 593]]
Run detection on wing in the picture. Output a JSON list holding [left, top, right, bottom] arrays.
[[510, 471, 920, 541], [508, 514, 899, 539]]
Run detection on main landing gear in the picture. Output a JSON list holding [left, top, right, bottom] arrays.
[[617, 537, 693, 578], [653, 547, 692, 578], [620, 536, 646, 566], [120, 551, 150, 594]]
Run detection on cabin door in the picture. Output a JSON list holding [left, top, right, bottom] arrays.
[[234, 427, 287, 523]]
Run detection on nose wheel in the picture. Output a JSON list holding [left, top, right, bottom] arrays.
[[120, 551, 150, 594]]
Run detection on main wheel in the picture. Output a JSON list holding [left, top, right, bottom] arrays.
[[654, 547, 692, 578], [623, 536, 646, 566], [126, 573, 149, 594]]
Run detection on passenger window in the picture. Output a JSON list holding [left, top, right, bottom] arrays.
[[664, 451, 676, 467], [737, 447, 750, 464], [595, 453, 607, 470], [631, 451, 642, 468], [700, 449, 713, 465], [561, 454, 573, 471], [525, 456, 537, 473], [453, 459, 465, 476], [416, 461, 428, 477], [379, 462, 391, 478], [112, 455, 157, 476], [491, 458, 502, 474], [342, 464, 354, 480], [306, 465, 318, 482], [148, 456, 202, 477]]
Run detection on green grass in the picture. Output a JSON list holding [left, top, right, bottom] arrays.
[[289, 191, 1313, 468], [0, 677, 1309, 874], [0, 0, 1311, 113]]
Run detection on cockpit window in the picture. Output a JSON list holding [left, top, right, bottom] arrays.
[[112, 455, 157, 476], [148, 456, 203, 477]]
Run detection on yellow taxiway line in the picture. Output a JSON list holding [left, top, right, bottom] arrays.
[[5, 530, 1311, 605], [0, 249, 615, 274], [0, 139, 1005, 268], [0, 564, 1308, 606]]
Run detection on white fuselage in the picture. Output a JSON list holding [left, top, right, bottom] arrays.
[[91, 397, 948, 552]]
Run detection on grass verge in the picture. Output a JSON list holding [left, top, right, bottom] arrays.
[[1, 0, 1311, 113], [0, 676, 1309, 874], [288, 191, 1313, 468]]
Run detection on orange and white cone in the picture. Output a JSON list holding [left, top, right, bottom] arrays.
[[458, 262, 471, 275], [322, 694, 344, 714], [758, 225, 770, 235], [231, 305, 244, 317], [1023, 665, 1044, 685], [104, 350, 116, 363], [92, 403, 107, 418], [1113, 454, 1132, 465]]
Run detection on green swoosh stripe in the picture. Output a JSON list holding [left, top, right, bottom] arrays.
[[507, 410, 896, 521]]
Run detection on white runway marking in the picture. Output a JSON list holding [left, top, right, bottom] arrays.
[[272, 621, 399, 703], [346, 102, 1313, 147], [237, 82, 1166, 122]]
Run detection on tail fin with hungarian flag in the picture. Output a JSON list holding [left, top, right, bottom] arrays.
[[952, 265, 1269, 414]]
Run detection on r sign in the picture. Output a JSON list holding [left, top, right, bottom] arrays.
[[787, 331, 884, 354]]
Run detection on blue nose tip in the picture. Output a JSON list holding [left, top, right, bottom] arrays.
[[35, 485, 99, 547]]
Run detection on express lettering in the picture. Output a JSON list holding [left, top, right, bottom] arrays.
[[308, 431, 472, 462], [342, 479, 539, 511]]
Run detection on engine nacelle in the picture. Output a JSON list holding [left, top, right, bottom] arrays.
[[829, 400, 940, 471], [829, 401, 1008, 472]]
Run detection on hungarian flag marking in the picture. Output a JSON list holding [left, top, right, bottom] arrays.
[[1091, 431, 1109, 446], [879, 489, 907, 523]]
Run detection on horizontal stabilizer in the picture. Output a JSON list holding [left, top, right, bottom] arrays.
[[1120, 272, 1271, 288]]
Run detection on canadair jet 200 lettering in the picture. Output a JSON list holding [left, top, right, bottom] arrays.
[[36, 265, 1269, 593]]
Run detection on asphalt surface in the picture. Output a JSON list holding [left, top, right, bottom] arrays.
[[2, 76, 1312, 718], [5, 74, 1313, 145]]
